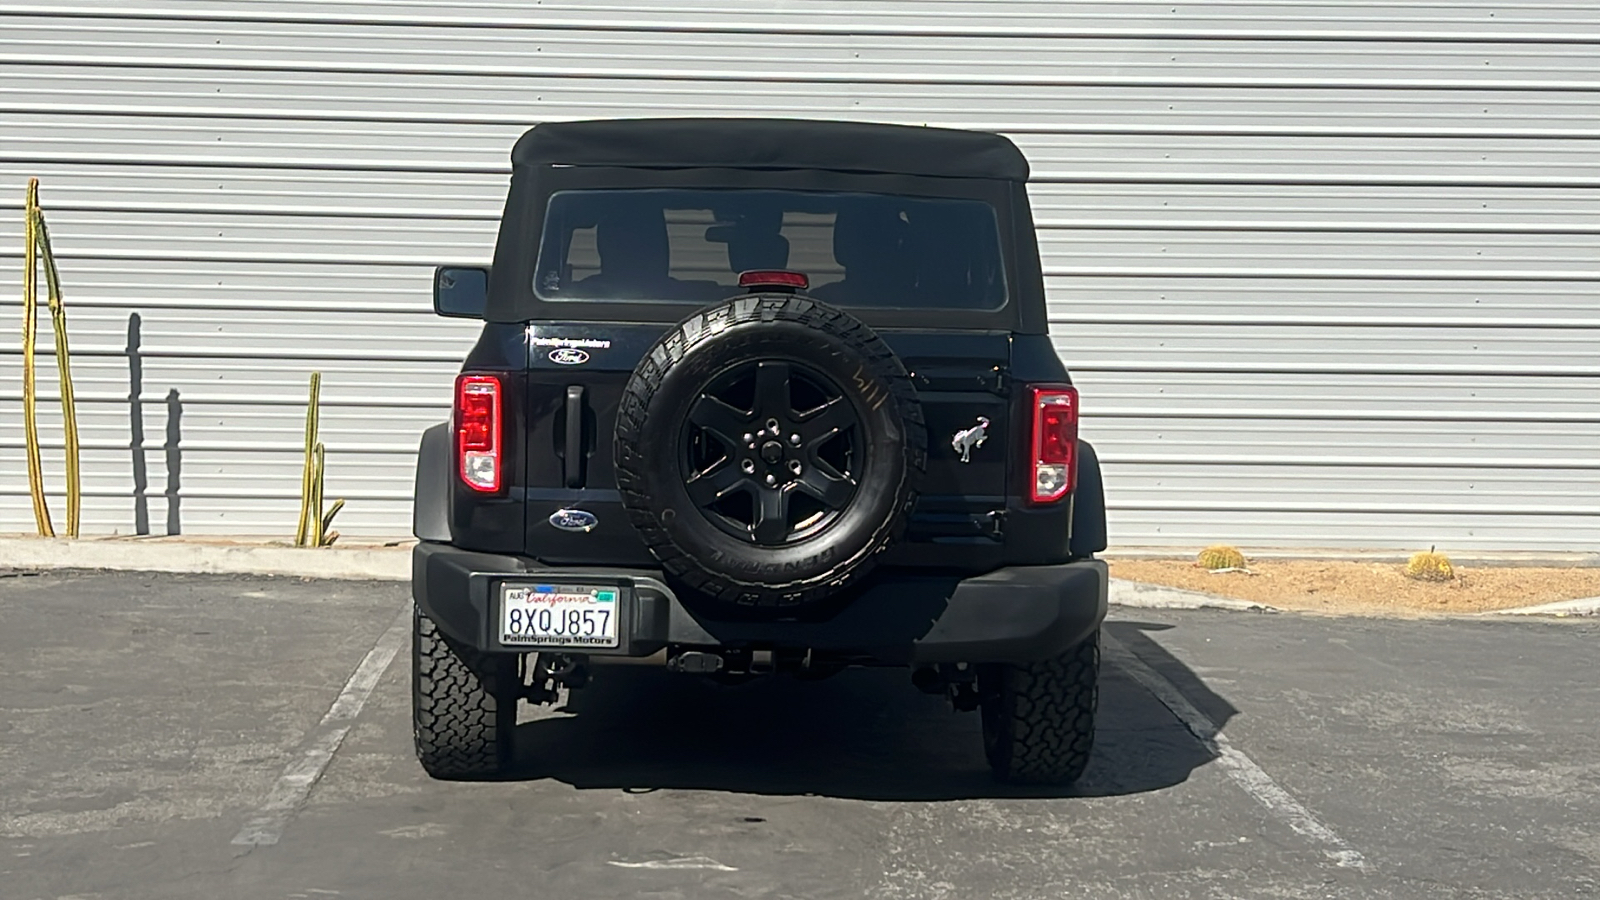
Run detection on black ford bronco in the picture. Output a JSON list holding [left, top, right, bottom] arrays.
[[413, 119, 1108, 784]]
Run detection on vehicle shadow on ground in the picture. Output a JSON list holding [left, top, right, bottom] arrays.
[[506, 620, 1234, 801]]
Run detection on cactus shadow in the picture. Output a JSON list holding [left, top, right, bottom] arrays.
[[125, 312, 183, 536], [164, 387, 182, 536], [126, 313, 150, 535]]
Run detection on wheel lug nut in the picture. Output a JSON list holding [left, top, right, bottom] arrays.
[[788, 433, 801, 446], [765, 474, 777, 486], [743, 433, 753, 443], [741, 459, 755, 474]]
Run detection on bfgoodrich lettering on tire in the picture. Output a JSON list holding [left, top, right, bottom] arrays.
[[615, 295, 926, 612], [978, 631, 1099, 785], [412, 606, 517, 779]]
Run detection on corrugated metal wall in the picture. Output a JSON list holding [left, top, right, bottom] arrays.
[[3, 2, 1597, 549]]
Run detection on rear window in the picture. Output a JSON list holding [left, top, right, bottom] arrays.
[[533, 188, 1007, 310]]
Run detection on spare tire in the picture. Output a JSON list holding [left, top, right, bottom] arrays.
[[615, 295, 925, 611]]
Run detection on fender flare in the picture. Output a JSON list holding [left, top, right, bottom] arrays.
[[413, 422, 452, 542], [1070, 439, 1108, 557]]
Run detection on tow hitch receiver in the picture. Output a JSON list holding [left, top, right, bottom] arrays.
[[665, 648, 827, 678], [667, 651, 724, 674], [913, 663, 980, 711]]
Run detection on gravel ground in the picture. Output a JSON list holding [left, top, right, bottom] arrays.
[[1109, 559, 1600, 615]]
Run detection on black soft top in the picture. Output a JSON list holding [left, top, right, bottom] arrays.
[[511, 118, 1029, 181]]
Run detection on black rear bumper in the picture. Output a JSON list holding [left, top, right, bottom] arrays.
[[412, 542, 1106, 665]]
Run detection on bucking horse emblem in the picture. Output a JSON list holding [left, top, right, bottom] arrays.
[[951, 416, 990, 463]]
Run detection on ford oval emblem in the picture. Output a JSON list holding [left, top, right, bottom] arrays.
[[549, 508, 599, 533], [548, 348, 590, 365]]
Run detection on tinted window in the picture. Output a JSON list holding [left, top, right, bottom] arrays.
[[533, 189, 1007, 309]]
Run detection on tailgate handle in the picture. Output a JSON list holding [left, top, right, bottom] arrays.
[[563, 385, 586, 488], [913, 365, 1008, 396]]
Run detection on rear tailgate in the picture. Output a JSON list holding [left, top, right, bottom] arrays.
[[879, 331, 1012, 563], [521, 323, 665, 566], [520, 324, 1016, 571]]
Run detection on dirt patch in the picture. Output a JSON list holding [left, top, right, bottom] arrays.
[[1108, 559, 1600, 616]]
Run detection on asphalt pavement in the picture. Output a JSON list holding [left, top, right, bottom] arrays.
[[2, 570, 1596, 899]]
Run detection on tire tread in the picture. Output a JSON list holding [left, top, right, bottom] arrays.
[[981, 632, 1099, 785], [412, 606, 514, 779]]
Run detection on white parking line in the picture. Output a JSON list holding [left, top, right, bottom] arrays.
[[608, 857, 739, 872], [231, 603, 411, 847], [1102, 633, 1370, 870]]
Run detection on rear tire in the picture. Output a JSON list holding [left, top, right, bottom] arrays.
[[412, 606, 518, 779], [978, 631, 1099, 785]]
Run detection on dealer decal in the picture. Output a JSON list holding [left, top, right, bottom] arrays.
[[533, 335, 610, 366]]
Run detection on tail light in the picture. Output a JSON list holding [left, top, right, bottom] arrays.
[[738, 269, 809, 292], [1029, 385, 1078, 504], [456, 374, 502, 492]]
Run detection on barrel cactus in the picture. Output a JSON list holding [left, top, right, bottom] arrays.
[[1405, 548, 1454, 582], [1196, 545, 1247, 571]]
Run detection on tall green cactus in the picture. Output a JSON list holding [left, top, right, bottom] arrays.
[[21, 180, 50, 537], [33, 184, 81, 538], [295, 372, 320, 546], [296, 372, 344, 547]]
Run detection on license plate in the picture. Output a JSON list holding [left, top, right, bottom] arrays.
[[500, 583, 620, 648]]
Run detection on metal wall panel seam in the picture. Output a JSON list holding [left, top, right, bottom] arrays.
[[7, 4, 1600, 43], [11, 51, 1600, 92], [7, 103, 1600, 140]]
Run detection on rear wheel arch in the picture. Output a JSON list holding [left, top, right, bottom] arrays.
[[1069, 439, 1107, 557], [413, 422, 452, 542]]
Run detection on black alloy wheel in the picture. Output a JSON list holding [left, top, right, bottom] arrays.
[[681, 359, 863, 546]]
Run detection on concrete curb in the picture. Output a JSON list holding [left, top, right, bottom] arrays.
[[1103, 548, 1600, 567], [1480, 596, 1600, 618], [4, 539, 1280, 610], [2, 538, 1592, 618], [1108, 578, 1279, 613], [0, 537, 409, 581]]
